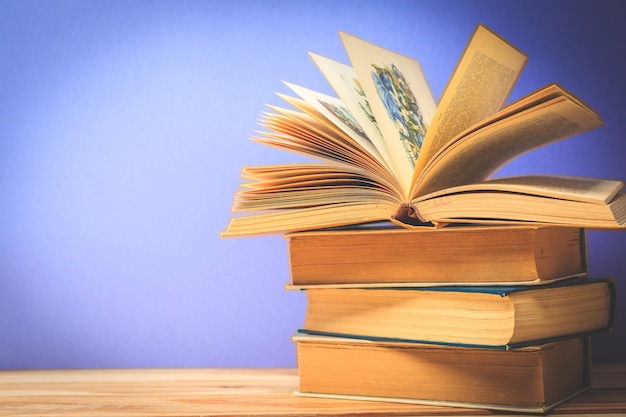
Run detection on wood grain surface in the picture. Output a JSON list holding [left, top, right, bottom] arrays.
[[0, 364, 625, 416]]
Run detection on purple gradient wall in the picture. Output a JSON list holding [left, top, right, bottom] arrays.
[[1, 0, 625, 368]]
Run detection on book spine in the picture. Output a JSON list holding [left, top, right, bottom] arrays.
[[391, 203, 428, 226]]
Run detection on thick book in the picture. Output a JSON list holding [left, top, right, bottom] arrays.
[[285, 224, 587, 286], [293, 333, 591, 413], [222, 24, 626, 237], [293, 278, 614, 349]]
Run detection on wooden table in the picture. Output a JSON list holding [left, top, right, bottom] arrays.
[[1, 364, 625, 416]]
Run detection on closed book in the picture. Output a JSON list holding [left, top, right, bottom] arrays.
[[293, 333, 591, 413], [292, 277, 614, 348], [285, 225, 587, 286]]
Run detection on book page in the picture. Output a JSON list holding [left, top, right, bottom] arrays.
[[282, 82, 387, 168], [223, 159, 404, 237], [413, 25, 527, 181], [415, 175, 624, 205], [259, 104, 399, 189], [260, 105, 369, 164], [309, 53, 395, 174], [223, 200, 399, 237], [431, 83, 584, 152], [238, 163, 400, 200], [340, 32, 437, 198], [412, 95, 604, 197], [415, 188, 626, 228]]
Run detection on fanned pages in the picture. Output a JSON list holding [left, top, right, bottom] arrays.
[[281, 82, 387, 171], [308, 53, 394, 175], [339, 31, 437, 196], [412, 24, 527, 179], [222, 24, 624, 237]]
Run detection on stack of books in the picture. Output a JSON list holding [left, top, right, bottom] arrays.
[[221, 24, 624, 413], [285, 224, 615, 412]]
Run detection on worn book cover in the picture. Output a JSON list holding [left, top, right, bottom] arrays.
[[292, 277, 615, 348], [293, 333, 591, 413], [285, 224, 588, 286]]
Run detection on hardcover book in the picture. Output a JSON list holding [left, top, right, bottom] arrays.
[[293, 277, 614, 348], [294, 333, 591, 413], [285, 224, 587, 286], [222, 24, 626, 237]]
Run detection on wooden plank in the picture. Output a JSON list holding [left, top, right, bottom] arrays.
[[0, 365, 624, 416]]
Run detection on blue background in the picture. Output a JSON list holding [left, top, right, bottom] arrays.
[[1, 0, 625, 368]]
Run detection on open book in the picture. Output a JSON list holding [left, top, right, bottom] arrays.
[[222, 24, 625, 237]]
